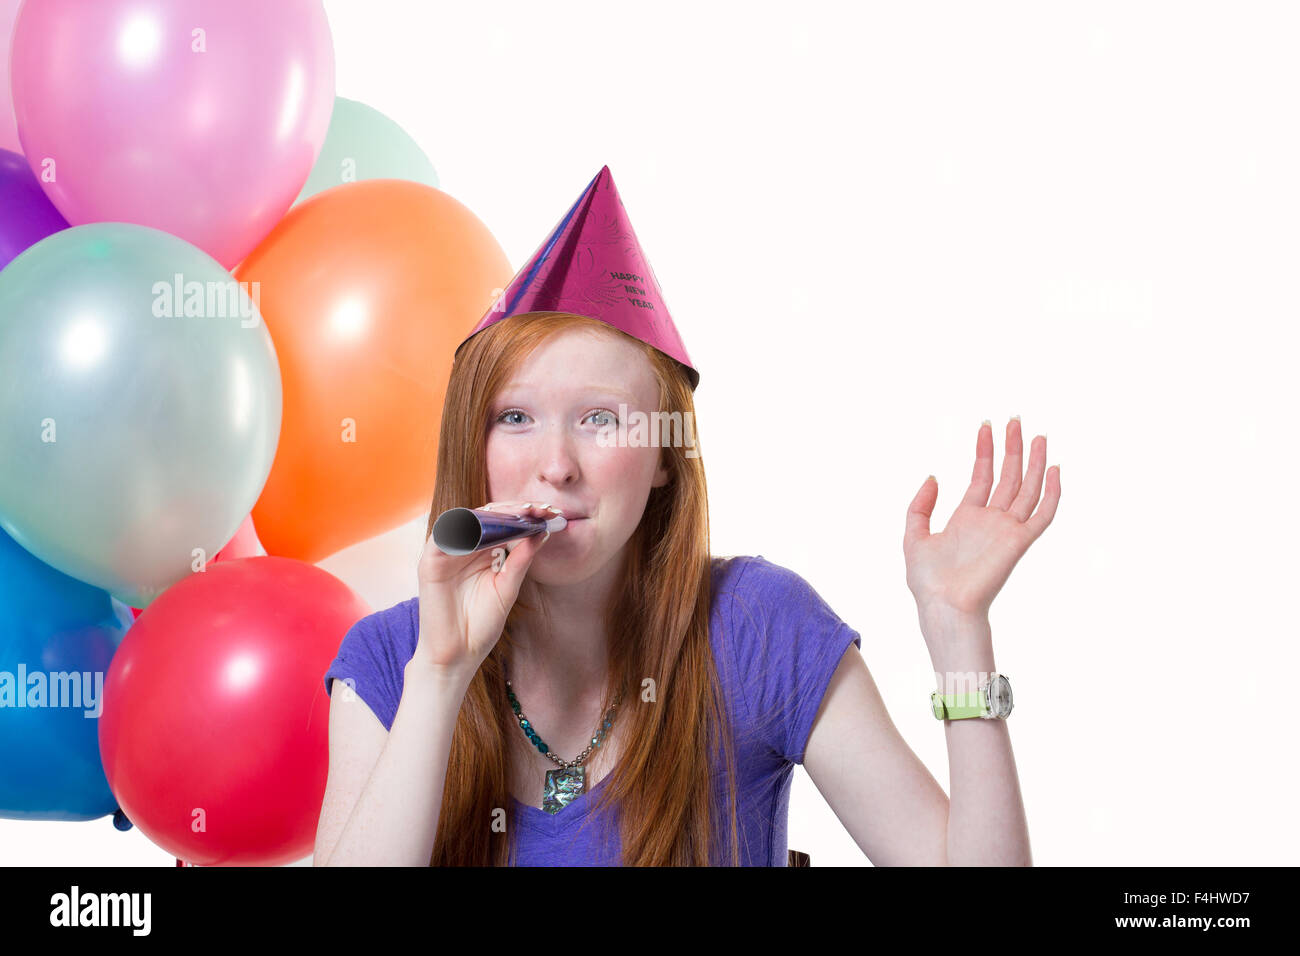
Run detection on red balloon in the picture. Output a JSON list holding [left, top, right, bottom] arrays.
[[100, 556, 370, 865]]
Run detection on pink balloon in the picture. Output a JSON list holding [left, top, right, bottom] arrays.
[[128, 514, 265, 618], [9, 0, 335, 269], [214, 514, 266, 563], [0, 0, 21, 153]]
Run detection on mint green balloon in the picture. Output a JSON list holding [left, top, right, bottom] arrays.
[[0, 223, 282, 609], [293, 96, 439, 205]]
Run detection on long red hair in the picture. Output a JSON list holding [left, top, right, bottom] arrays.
[[424, 311, 740, 866]]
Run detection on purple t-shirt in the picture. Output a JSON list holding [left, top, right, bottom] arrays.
[[322, 554, 862, 866]]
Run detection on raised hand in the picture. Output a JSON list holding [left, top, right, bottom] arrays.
[[903, 418, 1060, 622]]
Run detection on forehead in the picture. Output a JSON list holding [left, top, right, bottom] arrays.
[[500, 327, 658, 399]]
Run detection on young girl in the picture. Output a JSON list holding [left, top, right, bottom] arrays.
[[315, 167, 1060, 866]]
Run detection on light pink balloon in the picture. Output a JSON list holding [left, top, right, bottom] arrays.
[[10, 0, 334, 269], [0, 0, 21, 153]]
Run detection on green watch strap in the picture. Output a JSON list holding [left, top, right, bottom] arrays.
[[930, 689, 986, 720]]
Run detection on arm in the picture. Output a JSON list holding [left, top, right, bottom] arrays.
[[801, 614, 1031, 866], [802, 646, 950, 865], [316, 501, 557, 866], [313, 664, 467, 866], [805, 417, 1056, 865], [925, 607, 1031, 866]]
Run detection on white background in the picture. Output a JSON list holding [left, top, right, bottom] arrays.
[[4, 0, 1296, 866]]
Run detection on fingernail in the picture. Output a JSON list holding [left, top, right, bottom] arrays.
[[981, 419, 991, 428], [1010, 415, 1020, 423]]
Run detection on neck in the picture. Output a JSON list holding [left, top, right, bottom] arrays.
[[506, 551, 625, 708]]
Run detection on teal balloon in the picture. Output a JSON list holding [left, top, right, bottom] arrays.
[[292, 96, 439, 206], [0, 526, 132, 821], [0, 223, 282, 608]]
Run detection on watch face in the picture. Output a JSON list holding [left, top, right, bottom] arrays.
[[989, 675, 1013, 718]]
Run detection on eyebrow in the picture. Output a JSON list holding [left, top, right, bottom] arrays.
[[497, 384, 639, 404]]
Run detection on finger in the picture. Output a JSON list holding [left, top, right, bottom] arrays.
[[479, 501, 565, 556], [904, 474, 938, 548], [419, 526, 497, 581], [1010, 434, 1047, 523], [1023, 463, 1061, 541], [490, 528, 550, 606], [959, 421, 996, 510], [988, 417, 1024, 511], [480, 500, 567, 517]]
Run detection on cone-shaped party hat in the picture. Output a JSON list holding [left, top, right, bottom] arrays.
[[455, 166, 699, 390]]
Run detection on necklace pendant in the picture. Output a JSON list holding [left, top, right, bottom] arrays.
[[542, 766, 586, 814]]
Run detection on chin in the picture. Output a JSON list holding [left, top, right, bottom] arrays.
[[526, 556, 597, 587], [527, 535, 618, 586]]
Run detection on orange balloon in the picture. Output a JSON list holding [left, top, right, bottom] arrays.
[[234, 180, 512, 563]]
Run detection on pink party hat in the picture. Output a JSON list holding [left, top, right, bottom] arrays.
[[455, 166, 699, 390]]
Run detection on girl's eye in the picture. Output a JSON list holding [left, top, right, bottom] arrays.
[[496, 408, 528, 426], [494, 409, 618, 427]]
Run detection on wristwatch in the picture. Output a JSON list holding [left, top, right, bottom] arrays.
[[931, 672, 1013, 720]]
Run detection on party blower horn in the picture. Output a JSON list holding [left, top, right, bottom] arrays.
[[431, 508, 567, 556]]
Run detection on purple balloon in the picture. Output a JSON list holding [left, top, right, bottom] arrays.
[[9, 0, 335, 270], [0, 149, 69, 270]]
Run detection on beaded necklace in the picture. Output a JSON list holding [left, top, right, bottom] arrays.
[[504, 666, 622, 814]]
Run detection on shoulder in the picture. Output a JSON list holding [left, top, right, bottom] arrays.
[[709, 551, 861, 668], [709, 552, 786, 597], [710, 553, 830, 623], [342, 596, 420, 655], [323, 596, 420, 732]]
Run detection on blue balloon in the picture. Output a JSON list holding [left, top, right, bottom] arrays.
[[0, 526, 132, 820], [0, 222, 283, 608], [292, 96, 439, 206]]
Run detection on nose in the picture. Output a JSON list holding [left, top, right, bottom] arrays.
[[536, 422, 580, 488]]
